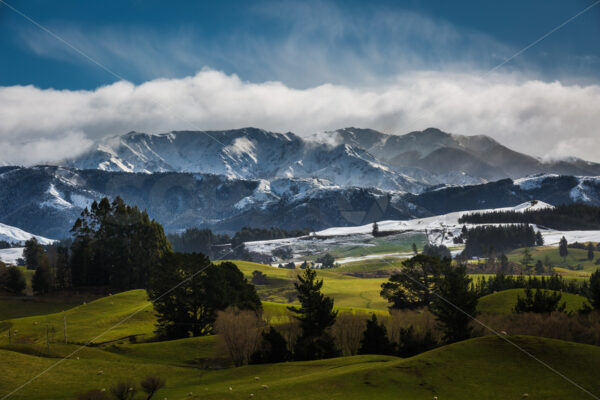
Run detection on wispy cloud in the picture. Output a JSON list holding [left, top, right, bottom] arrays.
[[13, 2, 520, 88], [1, 69, 599, 165]]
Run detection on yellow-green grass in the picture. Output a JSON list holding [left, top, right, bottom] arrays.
[[508, 246, 600, 275], [1, 335, 600, 399], [229, 261, 389, 309], [0, 297, 81, 321], [478, 289, 590, 315], [0, 290, 156, 346]]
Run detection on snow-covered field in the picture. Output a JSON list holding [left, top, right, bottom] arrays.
[[0, 247, 24, 265], [244, 200, 600, 264]]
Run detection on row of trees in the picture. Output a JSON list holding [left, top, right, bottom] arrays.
[[458, 203, 600, 230], [461, 224, 543, 258]]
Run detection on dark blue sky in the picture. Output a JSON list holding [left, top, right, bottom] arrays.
[[1, 0, 599, 89]]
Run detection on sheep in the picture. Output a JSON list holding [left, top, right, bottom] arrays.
[[96, 371, 103, 375], [261, 384, 269, 389], [501, 330, 508, 336], [254, 376, 260, 380]]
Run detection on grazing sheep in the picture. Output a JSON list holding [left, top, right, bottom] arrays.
[[229, 387, 233, 391], [96, 371, 103, 375], [187, 392, 193, 396], [261, 385, 269, 389], [521, 394, 529, 398], [501, 331, 508, 336], [249, 394, 254, 398], [255, 376, 260, 380]]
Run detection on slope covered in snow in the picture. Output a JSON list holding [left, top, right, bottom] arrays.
[[66, 128, 424, 192], [0, 222, 54, 245]]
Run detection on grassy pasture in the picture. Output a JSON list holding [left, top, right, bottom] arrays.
[[1, 336, 599, 400], [478, 288, 590, 315]]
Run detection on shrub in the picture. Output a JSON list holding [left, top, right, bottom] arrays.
[[109, 381, 136, 400], [140, 376, 166, 400]]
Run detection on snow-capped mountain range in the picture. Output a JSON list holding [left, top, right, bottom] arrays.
[[64, 127, 600, 190], [1, 164, 599, 240]]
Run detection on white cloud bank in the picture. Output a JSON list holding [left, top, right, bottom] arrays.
[[1, 68, 599, 165]]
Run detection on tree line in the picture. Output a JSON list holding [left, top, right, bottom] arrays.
[[460, 224, 543, 258], [458, 203, 600, 230]]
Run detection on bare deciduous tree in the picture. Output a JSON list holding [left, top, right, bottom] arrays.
[[140, 376, 166, 400], [332, 312, 368, 356], [215, 307, 264, 366]]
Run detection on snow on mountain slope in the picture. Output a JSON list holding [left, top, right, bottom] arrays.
[[66, 128, 424, 191], [0, 222, 55, 245]]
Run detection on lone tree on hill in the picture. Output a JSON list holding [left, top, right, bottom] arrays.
[[559, 236, 569, 262], [431, 264, 478, 343], [588, 243, 595, 261], [372, 221, 379, 236], [289, 268, 339, 360], [380, 255, 444, 310]]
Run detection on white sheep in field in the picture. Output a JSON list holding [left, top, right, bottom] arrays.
[[96, 370, 103, 375], [521, 394, 529, 398], [261, 384, 269, 389], [501, 330, 508, 336]]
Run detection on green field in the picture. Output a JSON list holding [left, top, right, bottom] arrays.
[[508, 246, 600, 275], [1, 260, 600, 399], [478, 289, 590, 314], [1, 335, 599, 400]]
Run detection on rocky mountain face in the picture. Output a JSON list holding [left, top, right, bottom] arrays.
[[318, 127, 600, 183], [1, 166, 599, 240], [65, 128, 423, 192]]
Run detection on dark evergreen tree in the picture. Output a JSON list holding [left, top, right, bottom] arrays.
[[431, 264, 478, 343], [70, 197, 171, 290], [289, 268, 338, 360], [559, 236, 569, 261], [380, 255, 444, 310], [5, 267, 26, 294], [535, 231, 544, 246], [251, 326, 291, 364], [148, 254, 261, 339], [521, 248, 533, 274], [589, 269, 600, 310], [23, 238, 45, 270], [396, 326, 438, 357], [372, 221, 379, 236], [514, 288, 566, 314], [315, 253, 335, 269], [32, 260, 53, 295], [587, 243, 595, 261], [358, 314, 394, 355], [411, 243, 418, 255], [535, 260, 545, 275]]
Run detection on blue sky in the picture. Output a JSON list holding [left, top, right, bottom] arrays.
[[0, 0, 600, 165], [1, 0, 599, 89]]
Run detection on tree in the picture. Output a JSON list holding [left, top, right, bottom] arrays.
[[109, 381, 136, 400], [411, 243, 418, 255], [514, 288, 566, 314], [23, 238, 45, 270], [422, 243, 451, 259], [289, 268, 339, 360], [140, 376, 165, 400], [5, 267, 26, 294], [358, 314, 394, 355], [521, 248, 533, 274], [589, 269, 600, 310], [251, 326, 291, 364], [70, 197, 171, 290], [372, 221, 379, 236], [588, 243, 595, 261], [559, 236, 568, 261], [535, 231, 544, 246], [535, 260, 545, 275], [215, 307, 264, 366], [32, 260, 53, 295], [431, 264, 478, 343], [380, 255, 444, 310], [147, 254, 262, 339], [316, 253, 335, 269], [251, 270, 268, 284]]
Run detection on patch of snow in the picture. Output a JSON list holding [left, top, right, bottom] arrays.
[[40, 184, 73, 210], [513, 174, 559, 190], [0, 222, 55, 245], [0, 247, 24, 265]]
